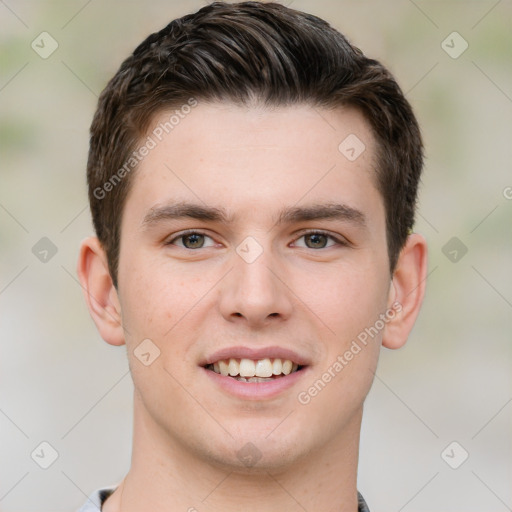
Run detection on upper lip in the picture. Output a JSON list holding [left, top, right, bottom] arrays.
[[200, 346, 311, 367]]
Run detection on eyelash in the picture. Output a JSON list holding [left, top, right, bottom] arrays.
[[166, 229, 348, 249], [294, 229, 349, 248]]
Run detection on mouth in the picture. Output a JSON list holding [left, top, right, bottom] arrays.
[[200, 346, 310, 399], [203, 357, 305, 383]]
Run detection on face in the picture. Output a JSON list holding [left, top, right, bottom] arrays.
[[115, 102, 394, 471]]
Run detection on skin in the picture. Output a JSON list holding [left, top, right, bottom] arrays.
[[78, 102, 427, 512]]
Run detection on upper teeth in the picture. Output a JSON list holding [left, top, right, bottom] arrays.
[[210, 358, 299, 377]]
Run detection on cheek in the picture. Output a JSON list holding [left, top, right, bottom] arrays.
[[297, 261, 390, 341], [294, 346, 379, 445], [118, 256, 215, 376], [294, 262, 387, 423], [120, 265, 197, 406], [296, 312, 381, 432], [119, 254, 188, 335]]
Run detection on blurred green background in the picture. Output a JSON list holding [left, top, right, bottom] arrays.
[[1, 1, 511, 511]]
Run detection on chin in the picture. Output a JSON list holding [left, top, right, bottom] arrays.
[[194, 426, 309, 474]]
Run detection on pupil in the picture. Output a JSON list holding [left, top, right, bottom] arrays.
[[185, 234, 203, 248], [307, 234, 326, 248]]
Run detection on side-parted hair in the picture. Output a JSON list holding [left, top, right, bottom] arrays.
[[87, 1, 423, 287]]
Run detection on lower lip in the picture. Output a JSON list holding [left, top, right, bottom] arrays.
[[202, 366, 309, 400]]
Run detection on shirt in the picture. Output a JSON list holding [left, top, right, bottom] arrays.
[[78, 487, 371, 511]]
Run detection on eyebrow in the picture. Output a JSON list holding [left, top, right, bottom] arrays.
[[142, 201, 367, 229]]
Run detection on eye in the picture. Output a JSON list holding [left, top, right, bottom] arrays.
[[293, 231, 345, 249], [168, 231, 216, 249]]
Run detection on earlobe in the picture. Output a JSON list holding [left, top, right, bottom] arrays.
[[77, 237, 125, 346], [382, 233, 428, 350]]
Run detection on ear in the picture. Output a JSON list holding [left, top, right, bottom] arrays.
[[382, 233, 428, 350], [77, 236, 125, 346]]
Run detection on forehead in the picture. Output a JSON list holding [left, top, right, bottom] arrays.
[[145, 101, 375, 164], [124, 102, 382, 228]]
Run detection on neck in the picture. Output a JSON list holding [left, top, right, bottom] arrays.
[[104, 397, 362, 512]]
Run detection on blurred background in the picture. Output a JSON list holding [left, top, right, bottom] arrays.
[[1, 1, 511, 511]]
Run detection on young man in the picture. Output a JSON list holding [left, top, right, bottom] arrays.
[[77, 2, 427, 511]]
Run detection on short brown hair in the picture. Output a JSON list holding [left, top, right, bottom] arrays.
[[87, 1, 423, 287]]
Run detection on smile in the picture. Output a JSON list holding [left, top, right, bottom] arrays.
[[205, 357, 303, 382]]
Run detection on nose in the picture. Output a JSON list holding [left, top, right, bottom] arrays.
[[218, 239, 294, 328]]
